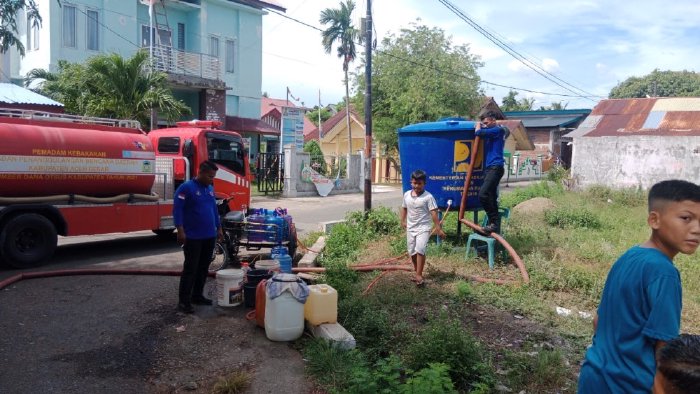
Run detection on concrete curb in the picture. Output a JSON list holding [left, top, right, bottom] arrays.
[[298, 236, 325, 268]]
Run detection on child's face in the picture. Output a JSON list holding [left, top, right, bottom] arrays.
[[411, 178, 426, 194], [649, 200, 700, 256]]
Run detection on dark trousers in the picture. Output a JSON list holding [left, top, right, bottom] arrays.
[[479, 165, 505, 232], [178, 237, 216, 304]]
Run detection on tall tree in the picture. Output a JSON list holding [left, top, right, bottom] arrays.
[[0, 0, 42, 56], [609, 69, 700, 98], [501, 90, 535, 111], [353, 23, 483, 152], [26, 50, 189, 129], [320, 0, 362, 154]]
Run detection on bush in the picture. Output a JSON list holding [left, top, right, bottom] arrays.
[[404, 315, 494, 391], [546, 164, 569, 183], [322, 222, 365, 264], [503, 349, 569, 391], [347, 356, 457, 394], [346, 207, 401, 236], [544, 207, 602, 229], [303, 339, 365, 390], [338, 297, 393, 362]]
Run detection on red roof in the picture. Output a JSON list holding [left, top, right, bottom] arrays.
[[225, 116, 279, 136]]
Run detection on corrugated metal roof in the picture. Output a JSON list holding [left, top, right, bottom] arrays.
[[517, 115, 584, 128], [652, 97, 700, 112], [577, 97, 700, 137], [0, 83, 63, 106]]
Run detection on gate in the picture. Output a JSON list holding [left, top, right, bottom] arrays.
[[257, 152, 284, 194]]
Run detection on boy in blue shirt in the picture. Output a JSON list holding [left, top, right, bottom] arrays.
[[578, 179, 700, 393], [475, 111, 509, 235]]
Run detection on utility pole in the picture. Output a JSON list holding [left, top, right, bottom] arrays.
[[363, 0, 373, 212]]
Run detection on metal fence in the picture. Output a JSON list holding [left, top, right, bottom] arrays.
[[151, 44, 220, 80]]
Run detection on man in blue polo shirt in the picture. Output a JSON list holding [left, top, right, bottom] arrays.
[[173, 160, 223, 313]]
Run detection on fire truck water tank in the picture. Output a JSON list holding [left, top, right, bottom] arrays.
[[0, 119, 156, 197]]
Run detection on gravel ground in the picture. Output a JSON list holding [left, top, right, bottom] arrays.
[[0, 275, 311, 393]]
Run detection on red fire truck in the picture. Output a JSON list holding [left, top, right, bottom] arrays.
[[0, 109, 250, 269]]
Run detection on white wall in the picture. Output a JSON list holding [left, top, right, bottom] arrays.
[[571, 136, 700, 189]]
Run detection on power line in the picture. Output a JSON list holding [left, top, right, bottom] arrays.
[[266, 9, 595, 99], [436, 0, 601, 100]]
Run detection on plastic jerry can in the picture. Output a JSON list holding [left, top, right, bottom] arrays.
[[304, 284, 338, 325], [264, 275, 305, 341]]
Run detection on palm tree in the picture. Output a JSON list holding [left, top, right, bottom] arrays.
[[320, 0, 362, 155], [26, 50, 189, 130], [0, 0, 41, 56]]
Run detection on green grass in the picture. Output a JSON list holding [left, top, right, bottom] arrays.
[[302, 184, 700, 393]]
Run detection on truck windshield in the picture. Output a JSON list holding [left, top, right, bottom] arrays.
[[206, 133, 245, 176]]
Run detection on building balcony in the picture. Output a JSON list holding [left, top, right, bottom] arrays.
[[150, 44, 220, 82]]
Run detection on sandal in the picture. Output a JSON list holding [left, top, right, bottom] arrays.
[[415, 279, 425, 287]]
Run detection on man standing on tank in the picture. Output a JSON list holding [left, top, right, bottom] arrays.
[[173, 160, 223, 313], [475, 111, 509, 235]]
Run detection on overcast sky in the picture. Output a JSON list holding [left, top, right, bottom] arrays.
[[261, 0, 700, 111]]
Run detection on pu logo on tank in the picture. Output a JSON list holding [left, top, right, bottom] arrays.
[[142, 161, 153, 173], [453, 140, 483, 173], [133, 141, 147, 150]]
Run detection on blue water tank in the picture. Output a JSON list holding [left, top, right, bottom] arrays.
[[398, 118, 485, 210]]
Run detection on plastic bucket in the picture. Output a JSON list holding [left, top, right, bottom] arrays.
[[216, 269, 244, 307], [255, 259, 280, 273], [247, 269, 273, 285]]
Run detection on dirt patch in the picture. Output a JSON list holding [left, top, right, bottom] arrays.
[[511, 197, 556, 217]]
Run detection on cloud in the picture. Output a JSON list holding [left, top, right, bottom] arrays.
[[541, 58, 559, 72]]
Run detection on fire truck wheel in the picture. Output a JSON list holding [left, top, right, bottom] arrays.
[[209, 242, 229, 272], [0, 213, 57, 269], [152, 229, 175, 237]]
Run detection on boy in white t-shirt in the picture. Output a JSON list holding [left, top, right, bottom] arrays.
[[400, 170, 446, 286]]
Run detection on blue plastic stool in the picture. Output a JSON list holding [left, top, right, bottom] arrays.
[[465, 208, 510, 270]]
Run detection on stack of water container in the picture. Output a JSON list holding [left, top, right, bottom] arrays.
[[246, 208, 293, 245]]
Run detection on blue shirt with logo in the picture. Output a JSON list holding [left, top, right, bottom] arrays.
[[173, 179, 220, 240], [475, 125, 507, 167], [578, 245, 682, 394]]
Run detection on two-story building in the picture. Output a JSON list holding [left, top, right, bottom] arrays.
[[8, 0, 284, 134]]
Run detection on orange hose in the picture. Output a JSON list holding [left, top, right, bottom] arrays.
[[362, 270, 392, 295], [455, 132, 529, 285]]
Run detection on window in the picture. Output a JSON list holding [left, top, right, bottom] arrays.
[[177, 23, 185, 50], [158, 137, 181, 153], [86, 10, 99, 51], [63, 5, 76, 48], [141, 25, 172, 47], [26, 14, 39, 51], [207, 134, 245, 175], [225, 39, 236, 73], [209, 36, 219, 58]]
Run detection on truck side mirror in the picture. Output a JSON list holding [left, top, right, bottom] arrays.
[[183, 139, 194, 159]]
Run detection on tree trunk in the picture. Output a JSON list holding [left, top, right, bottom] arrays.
[[344, 69, 352, 155]]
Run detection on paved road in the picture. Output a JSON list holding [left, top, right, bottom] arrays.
[[252, 185, 403, 236]]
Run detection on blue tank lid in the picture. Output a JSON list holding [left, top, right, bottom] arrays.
[[398, 118, 477, 133]]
